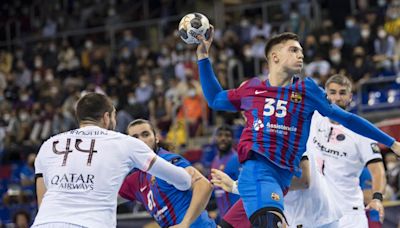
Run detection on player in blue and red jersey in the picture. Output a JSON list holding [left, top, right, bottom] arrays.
[[210, 125, 241, 218], [360, 167, 383, 228], [118, 119, 215, 228], [196, 28, 400, 227]]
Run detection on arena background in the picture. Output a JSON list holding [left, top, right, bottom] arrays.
[[0, 0, 399, 227]]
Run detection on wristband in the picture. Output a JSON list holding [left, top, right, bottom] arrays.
[[231, 180, 239, 195], [372, 192, 383, 201]]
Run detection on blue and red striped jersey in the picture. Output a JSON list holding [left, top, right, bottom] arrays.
[[210, 150, 240, 217], [119, 148, 214, 227], [198, 58, 394, 177]]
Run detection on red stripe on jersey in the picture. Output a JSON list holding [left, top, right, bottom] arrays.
[[158, 187, 177, 225], [288, 81, 306, 171], [269, 87, 285, 161], [279, 84, 296, 167]]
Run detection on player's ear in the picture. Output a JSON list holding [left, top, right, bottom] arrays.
[[102, 111, 110, 128], [271, 51, 278, 63]]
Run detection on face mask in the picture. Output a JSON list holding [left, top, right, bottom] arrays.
[[20, 94, 29, 102], [332, 38, 344, 48], [330, 54, 341, 63], [155, 78, 163, 87], [33, 73, 41, 83], [34, 58, 42, 68], [378, 30, 386, 38], [45, 72, 54, 82], [240, 19, 249, 27], [187, 89, 196, 97], [345, 20, 355, 28], [139, 82, 147, 88], [3, 113, 10, 122], [85, 41, 93, 50], [361, 29, 370, 38], [290, 12, 299, 21], [19, 112, 29, 121], [49, 44, 56, 52], [122, 50, 130, 58], [128, 97, 136, 105]]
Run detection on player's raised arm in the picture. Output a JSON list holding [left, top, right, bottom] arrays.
[[196, 26, 237, 111], [307, 77, 399, 154]]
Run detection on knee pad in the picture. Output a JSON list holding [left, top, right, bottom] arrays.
[[250, 209, 284, 228], [219, 219, 234, 228]]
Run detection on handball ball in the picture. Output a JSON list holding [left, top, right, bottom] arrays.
[[178, 13, 210, 44]]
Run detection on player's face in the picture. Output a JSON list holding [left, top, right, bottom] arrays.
[[326, 83, 352, 109], [127, 123, 158, 151], [275, 40, 304, 74], [216, 130, 233, 154]]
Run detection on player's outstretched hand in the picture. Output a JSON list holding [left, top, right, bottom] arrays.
[[196, 25, 214, 60], [366, 200, 384, 223], [210, 168, 234, 193], [390, 141, 400, 156]]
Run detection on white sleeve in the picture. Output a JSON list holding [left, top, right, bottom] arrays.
[[147, 156, 192, 191], [127, 137, 158, 171], [358, 136, 383, 165], [126, 137, 191, 191]]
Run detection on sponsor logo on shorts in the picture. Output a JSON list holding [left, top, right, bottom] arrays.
[[271, 192, 280, 201]]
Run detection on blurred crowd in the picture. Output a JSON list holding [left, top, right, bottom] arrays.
[[0, 0, 400, 226]]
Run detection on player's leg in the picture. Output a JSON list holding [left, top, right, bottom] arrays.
[[238, 153, 292, 228], [220, 199, 251, 228], [338, 212, 368, 228]]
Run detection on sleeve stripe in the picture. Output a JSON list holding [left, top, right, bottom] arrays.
[[366, 158, 383, 166]]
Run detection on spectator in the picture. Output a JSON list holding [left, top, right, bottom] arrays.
[[12, 210, 30, 228]]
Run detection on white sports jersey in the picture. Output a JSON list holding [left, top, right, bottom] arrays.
[[308, 112, 382, 213], [284, 117, 342, 227], [33, 126, 156, 228]]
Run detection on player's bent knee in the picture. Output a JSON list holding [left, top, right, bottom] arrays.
[[250, 208, 286, 228]]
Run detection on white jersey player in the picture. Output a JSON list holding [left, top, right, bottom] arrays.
[[307, 75, 386, 228], [284, 151, 342, 228], [32, 93, 193, 228]]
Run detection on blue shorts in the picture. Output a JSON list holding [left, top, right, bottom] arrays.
[[238, 153, 293, 219]]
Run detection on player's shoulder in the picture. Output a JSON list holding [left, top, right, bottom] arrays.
[[238, 77, 263, 88], [159, 148, 191, 166]]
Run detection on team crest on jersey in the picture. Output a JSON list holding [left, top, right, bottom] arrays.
[[290, 92, 302, 103], [151, 176, 156, 185], [370, 143, 381, 154], [271, 192, 280, 201]]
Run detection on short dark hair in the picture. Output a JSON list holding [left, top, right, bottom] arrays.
[[216, 124, 233, 136], [325, 74, 353, 92], [126, 119, 174, 151], [127, 119, 156, 136], [75, 92, 114, 123], [264, 32, 299, 61]]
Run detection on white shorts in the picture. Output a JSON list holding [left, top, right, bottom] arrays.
[[31, 223, 86, 228], [318, 220, 340, 228], [338, 212, 368, 228]]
